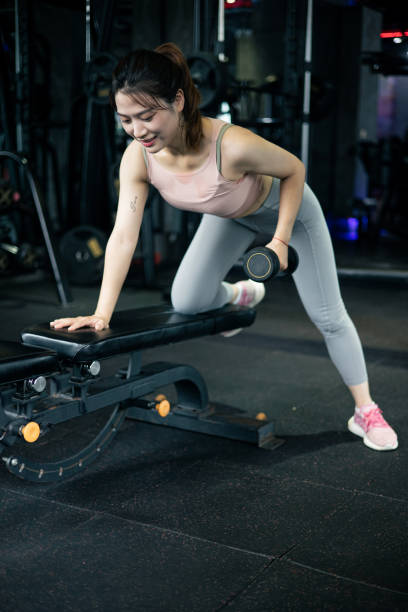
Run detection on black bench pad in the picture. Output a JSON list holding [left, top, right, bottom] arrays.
[[0, 341, 58, 384], [21, 304, 256, 363]]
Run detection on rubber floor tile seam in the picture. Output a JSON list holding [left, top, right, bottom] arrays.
[[286, 477, 408, 503], [214, 557, 278, 611], [1, 493, 277, 561], [1, 485, 98, 519], [209, 461, 363, 508], [284, 558, 408, 597], [210, 455, 408, 503], [276, 542, 300, 560]]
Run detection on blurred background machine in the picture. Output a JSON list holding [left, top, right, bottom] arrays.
[[0, 0, 407, 299]]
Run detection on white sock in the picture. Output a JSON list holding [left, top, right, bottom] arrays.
[[232, 282, 244, 304], [356, 402, 376, 414], [222, 281, 235, 303]]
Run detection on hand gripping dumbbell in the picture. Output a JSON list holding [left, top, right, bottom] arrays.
[[243, 245, 299, 282]]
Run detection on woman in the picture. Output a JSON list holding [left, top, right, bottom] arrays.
[[51, 43, 398, 451]]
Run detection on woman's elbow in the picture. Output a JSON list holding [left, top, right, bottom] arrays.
[[108, 228, 139, 251], [282, 159, 305, 183], [295, 159, 306, 181]]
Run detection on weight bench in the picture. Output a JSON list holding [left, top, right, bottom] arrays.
[[0, 304, 280, 483]]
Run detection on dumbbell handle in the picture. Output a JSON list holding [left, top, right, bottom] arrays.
[[243, 245, 299, 282]]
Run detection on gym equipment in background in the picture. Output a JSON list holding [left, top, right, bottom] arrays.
[[0, 151, 72, 304], [59, 225, 108, 285]]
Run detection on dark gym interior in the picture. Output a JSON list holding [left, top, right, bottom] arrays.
[[0, 1, 407, 611]]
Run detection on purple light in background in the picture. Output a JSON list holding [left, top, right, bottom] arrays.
[[343, 217, 359, 241], [327, 216, 360, 241], [347, 217, 359, 231]]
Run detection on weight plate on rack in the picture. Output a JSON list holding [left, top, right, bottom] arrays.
[[60, 225, 108, 285], [187, 53, 224, 110], [83, 53, 118, 105]]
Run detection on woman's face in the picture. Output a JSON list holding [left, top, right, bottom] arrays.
[[115, 90, 184, 152]]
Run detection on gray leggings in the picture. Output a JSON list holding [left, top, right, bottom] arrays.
[[171, 179, 367, 386]]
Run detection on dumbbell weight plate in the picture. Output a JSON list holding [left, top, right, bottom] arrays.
[[243, 246, 280, 281], [286, 245, 299, 274], [243, 245, 299, 282]]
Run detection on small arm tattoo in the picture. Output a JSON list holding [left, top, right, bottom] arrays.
[[130, 195, 138, 212]]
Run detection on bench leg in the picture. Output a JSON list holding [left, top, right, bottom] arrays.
[[125, 361, 281, 448], [1, 357, 282, 483]]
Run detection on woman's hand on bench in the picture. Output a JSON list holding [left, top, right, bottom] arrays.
[[50, 314, 109, 332]]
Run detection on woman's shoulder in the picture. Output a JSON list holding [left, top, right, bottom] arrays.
[[219, 121, 259, 142], [217, 121, 264, 168], [119, 139, 149, 183]]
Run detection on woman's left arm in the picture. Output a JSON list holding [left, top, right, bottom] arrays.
[[223, 126, 306, 268]]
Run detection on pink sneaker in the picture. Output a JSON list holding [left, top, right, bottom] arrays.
[[222, 280, 265, 337], [347, 403, 398, 451]]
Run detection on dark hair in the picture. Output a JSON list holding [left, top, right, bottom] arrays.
[[111, 42, 203, 150]]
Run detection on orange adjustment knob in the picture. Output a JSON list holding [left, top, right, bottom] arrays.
[[255, 412, 267, 421], [21, 422, 41, 443], [156, 399, 170, 418]]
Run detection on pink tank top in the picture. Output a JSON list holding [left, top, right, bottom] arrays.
[[142, 118, 264, 218]]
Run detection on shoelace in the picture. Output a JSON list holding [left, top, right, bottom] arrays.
[[360, 405, 387, 431], [237, 284, 253, 306]]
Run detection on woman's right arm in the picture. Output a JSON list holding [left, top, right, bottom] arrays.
[[50, 142, 149, 331]]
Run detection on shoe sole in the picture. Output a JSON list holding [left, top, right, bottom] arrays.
[[347, 416, 398, 451], [221, 281, 266, 338]]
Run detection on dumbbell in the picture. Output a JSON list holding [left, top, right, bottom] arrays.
[[243, 245, 299, 282]]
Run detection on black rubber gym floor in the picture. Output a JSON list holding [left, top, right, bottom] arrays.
[[0, 270, 407, 611]]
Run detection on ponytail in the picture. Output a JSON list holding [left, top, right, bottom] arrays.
[[155, 43, 202, 150], [111, 43, 203, 150]]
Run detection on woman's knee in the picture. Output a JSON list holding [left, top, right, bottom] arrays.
[[312, 308, 353, 338], [170, 293, 199, 315], [170, 282, 216, 314]]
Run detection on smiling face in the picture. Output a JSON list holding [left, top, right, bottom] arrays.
[[115, 90, 185, 153]]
